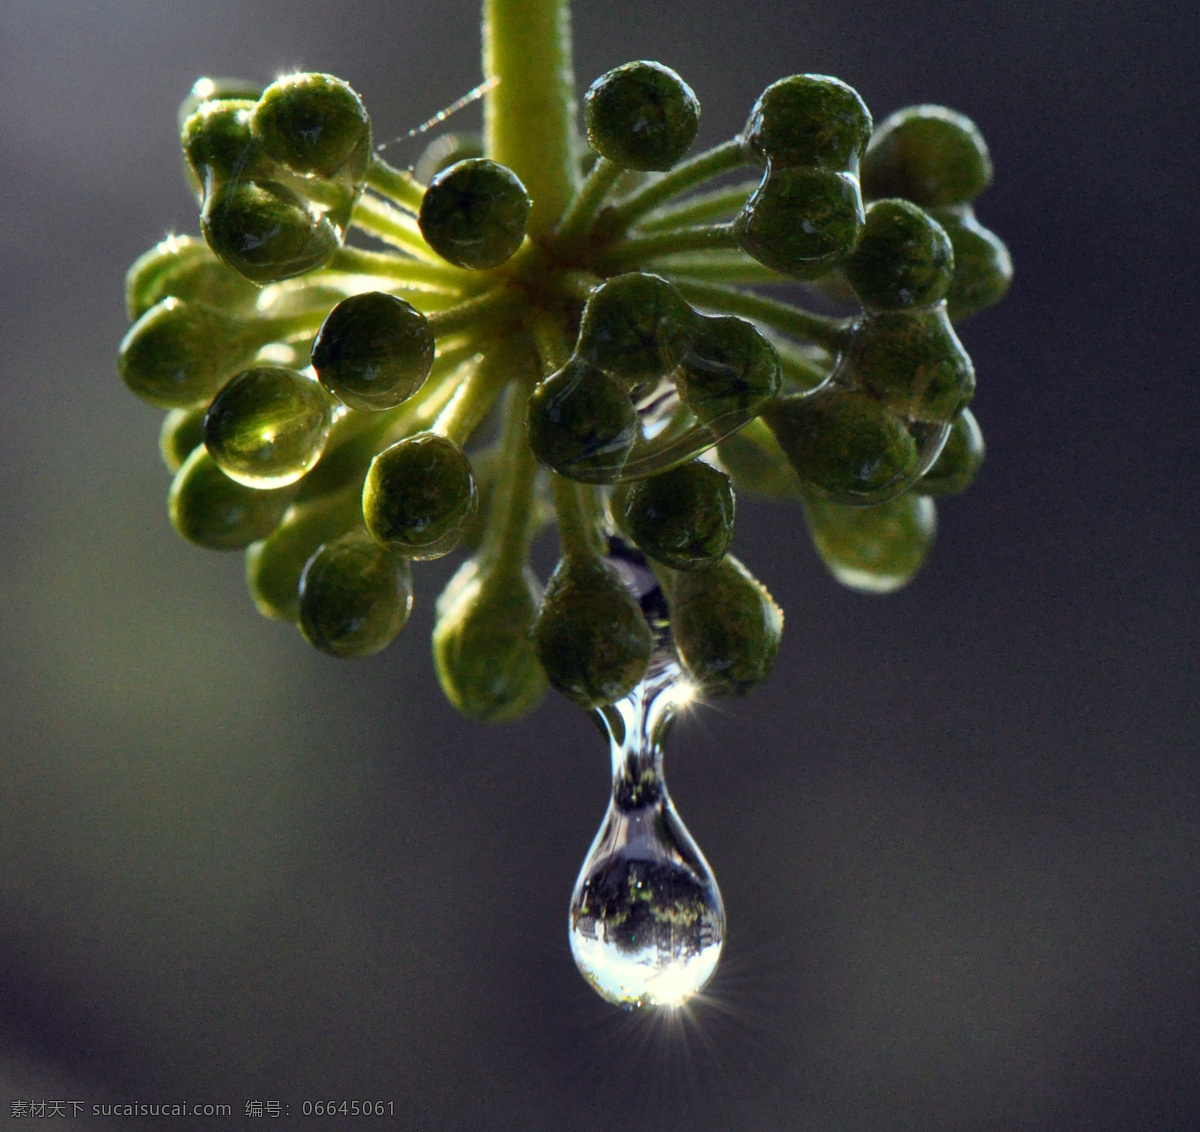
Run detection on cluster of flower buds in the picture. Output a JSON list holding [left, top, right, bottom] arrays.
[[119, 59, 1009, 721]]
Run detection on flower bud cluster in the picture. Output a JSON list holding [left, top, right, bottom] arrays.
[[119, 60, 1009, 719]]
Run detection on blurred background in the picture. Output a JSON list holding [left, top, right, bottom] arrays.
[[0, 0, 1196, 1128]]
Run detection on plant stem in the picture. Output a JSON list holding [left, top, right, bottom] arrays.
[[351, 195, 443, 263], [596, 223, 738, 272], [635, 180, 758, 232], [595, 138, 749, 237], [555, 156, 623, 250], [483, 0, 578, 237], [649, 249, 790, 284], [672, 279, 850, 352], [365, 156, 426, 212], [426, 286, 526, 338]]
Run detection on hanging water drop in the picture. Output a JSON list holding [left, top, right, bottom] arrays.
[[568, 539, 725, 1009]]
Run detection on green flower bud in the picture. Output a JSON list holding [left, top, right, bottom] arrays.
[[534, 555, 652, 708], [861, 105, 992, 208], [743, 74, 872, 170], [618, 460, 734, 570], [245, 485, 363, 622], [763, 388, 920, 505], [929, 205, 1012, 322], [310, 291, 434, 411], [433, 556, 547, 722], [168, 446, 295, 550], [159, 404, 207, 473], [362, 432, 477, 559], [526, 359, 639, 477], [576, 272, 696, 383], [670, 554, 782, 698], [297, 530, 413, 658], [917, 407, 984, 495], [203, 366, 333, 488], [181, 99, 260, 185], [252, 72, 371, 181], [202, 178, 341, 283], [844, 198, 954, 311], [734, 166, 864, 279], [125, 234, 262, 321], [584, 60, 700, 172], [118, 297, 247, 409], [178, 77, 264, 131], [803, 490, 937, 593], [674, 314, 781, 424], [843, 306, 975, 422], [414, 132, 485, 184], [418, 158, 530, 270]]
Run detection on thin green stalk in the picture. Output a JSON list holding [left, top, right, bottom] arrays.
[[483, 0, 578, 236], [365, 156, 426, 212], [327, 246, 473, 293], [432, 341, 510, 445], [594, 138, 749, 237], [528, 305, 572, 373], [426, 286, 525, 338], [635, 180, 758, 233], [649, 249, 790, 284], [595, 222, 738, 272], [672, 279, 850, 352], [483, 365, 542, 564], [554, 156, 623, 250], [350, 194, 443, 263], [551, 474, 605, 560]]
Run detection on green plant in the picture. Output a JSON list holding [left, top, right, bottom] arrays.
[[119, 0, 1009, 1007]]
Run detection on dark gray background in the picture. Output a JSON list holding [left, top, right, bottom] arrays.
[[1, 1, 1196, 1128]]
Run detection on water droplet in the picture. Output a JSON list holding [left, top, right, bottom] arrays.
[[568, 540, 725, 1009]]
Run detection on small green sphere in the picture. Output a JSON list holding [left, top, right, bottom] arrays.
[[861, 105, 992, 207], [675, 314, 781, 424], [844, 198, 955, 311], [159, 404, 208, 473], [203, 366, 333, 488], [181, 99, 260, 185], [734, 166, 864, 279], [168, 446, 296, 550], [803, 490, 937, 593], [526, 359, 639, 478], [763, 388, 920, 505], [125, 234, 262, 321], [917, 407, 984, 495], [414, 132, 485, 184], [310, 292, 434, 411], [584, 60, 700, 172], [178, 77, 264, 131], [743, 74, 872, 170], [433, 556, 548, 722], [118, 297, 244, 409], [202, 178, 341, 283], [418, 158, 530, 269], [245, 486, 364, 622], [619, 460, 734, 570], [576, 272, 696, 383], [298, 530, 413, 658], [534, 555, 652, 709], [844, 306, 975, 422], [930, 205, 1013, 322], [252, 72, 371, 181], [671, 554, 783, 698], [362, 432, 477, 559]]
